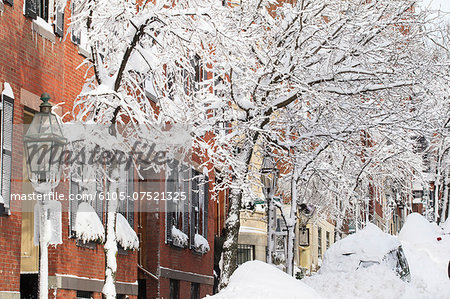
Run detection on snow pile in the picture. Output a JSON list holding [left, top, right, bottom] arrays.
[[75, 202, 105, 243], [171, 226, 188, 247], [302, 216, 450, 298], [116, 213, 139, 250], [398, 213, 439, 244], [208, 260, 321, 299], [304, 263, 426, 299], [441, 217, 450, 234], [399, 213, 450, 298], [193, 233, 210, 254], [320, 223, 400, 274]]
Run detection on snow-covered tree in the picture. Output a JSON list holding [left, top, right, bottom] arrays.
[[67, 0, 225, 297], [187, 0, 440, 286], [421, 19, 450, 224], [66, 0, 445, 292]]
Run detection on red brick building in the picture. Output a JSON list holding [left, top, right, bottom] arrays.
[[0, 0, 138, 298], [0, 0, 221, 298]]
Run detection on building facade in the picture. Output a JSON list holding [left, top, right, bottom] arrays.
[[0, 1, 219, 298]]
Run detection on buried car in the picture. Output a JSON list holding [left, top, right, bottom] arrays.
[[319, 223, 411, 282]]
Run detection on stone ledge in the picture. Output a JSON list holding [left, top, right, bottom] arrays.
[[0, 291, 20, 299], [31, 19, 56, 43], [49, 275, 138, 295]]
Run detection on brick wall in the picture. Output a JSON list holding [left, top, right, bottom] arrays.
[[0, 0, 137, 296]]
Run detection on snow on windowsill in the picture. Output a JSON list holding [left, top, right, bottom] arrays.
[[193, 233, 210, 254], [31, 17, 56, 43], [116, 213, 139, 250], [2, 82, 14, 99], [75, 202, 105, 244], [171, 226, 188, 248]]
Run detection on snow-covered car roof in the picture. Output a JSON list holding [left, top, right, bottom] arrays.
[[320, 223, 401, 274]]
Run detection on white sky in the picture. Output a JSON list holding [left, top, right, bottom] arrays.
[[420, 0, 450, 13]]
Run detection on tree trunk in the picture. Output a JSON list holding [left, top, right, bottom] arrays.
[[440, 168, 449, 222], [103, 167, 119, 299], [218, 186, 242, 289]]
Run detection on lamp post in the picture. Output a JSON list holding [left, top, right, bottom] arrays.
[[24, 93, 66, 299], [260, 154, 278, 265]]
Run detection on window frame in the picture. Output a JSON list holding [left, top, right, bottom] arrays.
[[317, 227, 322, 259], [237, 244, 255, 265]]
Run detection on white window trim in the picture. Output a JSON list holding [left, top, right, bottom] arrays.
[[25, 0, 58, 42]]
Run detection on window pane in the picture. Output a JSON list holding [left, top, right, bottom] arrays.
[[237, 244, 254, 265]]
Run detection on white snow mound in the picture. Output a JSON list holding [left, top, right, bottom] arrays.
[[320, 223, 400, 273], [75, 202, 105, 243], [400, 213, 450, 298], [207, 260, 321, 299], [441, 217, 450, 234], [116, 213, 139, 250], [171, 226, 188, 247], [398, 212, 439, 244], [194, 233, 210, 254]]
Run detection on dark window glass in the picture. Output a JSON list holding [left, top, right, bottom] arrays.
[[318, 227, 322, 259], [190, 282, 200, 299], [76, 291, 93, 299], [237, 244, 255, 265], [170, 279, 180, 299], [326, 231, 330, 249]]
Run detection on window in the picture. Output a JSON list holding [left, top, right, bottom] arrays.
[[71, 2, 89, 51], [3, 0, 12, 7], [190, 169, 209, 249], [24, 0, 65, 37], [69, 168, 104, 238], [165, 160, 190, 247], [299, 227, 310, 246], [326, 231, 330, 249], [317, 227, 322, 259], [118, 163, 135, 228], [0, 91, 14, 215], [76, 291, 93, 299], [190, 282, 200, 299], [237, 244, 254, 265], [170, 279, 180, 299]]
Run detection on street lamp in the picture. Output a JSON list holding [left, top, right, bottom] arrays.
[[260, 154, 278, 265], [260, 154, 278, 196], [23, 93, 66, 299]]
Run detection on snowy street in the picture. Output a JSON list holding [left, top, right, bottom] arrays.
[[210, 213, 450, 299]]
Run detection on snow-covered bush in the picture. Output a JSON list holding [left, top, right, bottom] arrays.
[[171, 226, 188, 248], [75, 202, 105, 243], [116, 213, 139, 250], [193, 233, 210, 254]]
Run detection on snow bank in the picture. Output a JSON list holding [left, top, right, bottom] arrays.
[[441, 217, 450, 234], [171, 226, 188, 247], [116, 213, 139, 250], [399, 213, 450, 298], [194, 233, 210, 254], [303, 215, 450, 298], [75, 202, 105, 243], [207, 260, 321, 299], [398, 213, 439, 244], [304, 263, 426, 299], [320, 223, 400, 274]]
